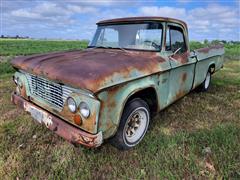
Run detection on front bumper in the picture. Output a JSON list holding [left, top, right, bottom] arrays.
[[11, 93, 103, 147]]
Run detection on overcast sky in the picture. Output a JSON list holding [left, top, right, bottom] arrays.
[[1, 0, 240, 41]]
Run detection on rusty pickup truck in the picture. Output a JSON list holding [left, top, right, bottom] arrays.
[[11, 17, 224, 150]]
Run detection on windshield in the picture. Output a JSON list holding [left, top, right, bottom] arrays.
[[89, 22, 163, 51]]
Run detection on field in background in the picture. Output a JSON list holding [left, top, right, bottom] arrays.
[[0, 39, 240, 58], [0, 39, 88, 56], [0, 39, 239, 179]]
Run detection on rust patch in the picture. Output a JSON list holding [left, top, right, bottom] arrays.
[[11, 93, 103, 147], [97, 16, 188, 30], [197, 45, 224, 54], [81, 111, 97, 132], [20, 84, 27, 98], [182, 73, 187, 83], [174, 90, 187, 101], [97, 84, 124, 131], [58, 103, 97, 133], [11, 49, 166, 93], [98, 99, 117, 131], [59, 104, 75, 121], [172, 51, 189, 64], [27, 95, 97, 133]]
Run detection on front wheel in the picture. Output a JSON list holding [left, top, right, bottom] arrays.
[[198, 71, 211, 92], [110, 98, 150, 150]]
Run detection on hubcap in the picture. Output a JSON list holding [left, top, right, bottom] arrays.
[[124, 107, 149, 144], [205, 72, 211, 89]]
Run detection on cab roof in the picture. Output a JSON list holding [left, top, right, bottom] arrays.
[[97, 16, 187, 29]]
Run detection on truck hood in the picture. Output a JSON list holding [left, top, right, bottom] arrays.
[[11, 48, 167, 93]]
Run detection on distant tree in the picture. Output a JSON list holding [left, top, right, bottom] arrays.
[[189, 41, 205, 51], [211, 40, 221, 45], [221, 40, 227, 44], [203, 39, 209, 45]]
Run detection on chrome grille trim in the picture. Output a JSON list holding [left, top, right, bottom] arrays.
[[26, 73, 72, 110]]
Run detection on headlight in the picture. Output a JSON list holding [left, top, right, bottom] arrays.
[[80, 102, 90, 118], [67, 97, 77, 113], [13, 76, 22, 88], [13, 76, 18, 85]]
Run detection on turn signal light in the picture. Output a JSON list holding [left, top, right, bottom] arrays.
[[74, 114, 82, 125]]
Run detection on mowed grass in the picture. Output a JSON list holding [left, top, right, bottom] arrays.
[[0, 43, 240, 178]]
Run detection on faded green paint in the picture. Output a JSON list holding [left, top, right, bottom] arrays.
[[95, 52, 224, 139], [97, 74, 160, 138], [14, 71, 31, 98], [193, 56, 224, 89], [97, 51, 224, 139]]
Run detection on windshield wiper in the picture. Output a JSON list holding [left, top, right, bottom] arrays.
[[88, 46, 132, 54], [118, 47, 132, 54], [88, 46, 113, 49]]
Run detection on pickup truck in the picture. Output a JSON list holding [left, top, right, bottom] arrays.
[[11, 17, 224, 150]]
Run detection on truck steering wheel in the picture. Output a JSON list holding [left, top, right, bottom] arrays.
[[144, 40, 160, 50]]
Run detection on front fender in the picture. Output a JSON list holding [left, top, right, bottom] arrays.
[[96, 75, 159, 139]]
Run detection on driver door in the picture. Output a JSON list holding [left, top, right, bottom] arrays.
[[166, 24, 196, 104]]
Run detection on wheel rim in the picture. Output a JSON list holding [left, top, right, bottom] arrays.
[[123, 107, 149, 145], [204, 72, 211, 89]]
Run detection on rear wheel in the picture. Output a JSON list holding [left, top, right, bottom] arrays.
[[110, 98, 150, 150], [198, 70, 211, 92]]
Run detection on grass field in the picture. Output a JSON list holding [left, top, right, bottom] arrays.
[[0, 39, 88, 56], [0, 40, 240, 179], [1, 39, 240, 58]]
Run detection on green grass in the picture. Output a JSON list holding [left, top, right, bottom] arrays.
[[224, 44, 240, 60], [0, 39, 239, 59], [0, 58, 15, 75], [0, 39, 88, 56], [213, 60, 240, 86], [0, 40, 239, 179]]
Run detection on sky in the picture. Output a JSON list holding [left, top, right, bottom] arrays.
[[1, 0, 240, 41]]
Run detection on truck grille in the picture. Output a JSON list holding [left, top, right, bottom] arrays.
[[26, 74, 72, 109]]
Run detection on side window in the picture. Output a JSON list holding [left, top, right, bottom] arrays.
[[166, 25, 187, 54]]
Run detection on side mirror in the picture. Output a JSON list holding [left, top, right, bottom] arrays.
[[189, 50, 197, 59]]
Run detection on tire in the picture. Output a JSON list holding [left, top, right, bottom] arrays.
[[110, 98, 150, 150], [198, 70, 211, 92]]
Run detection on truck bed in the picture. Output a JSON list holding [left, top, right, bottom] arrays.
[[193, 44, 224, 89], [195, 44, 224, 61]]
